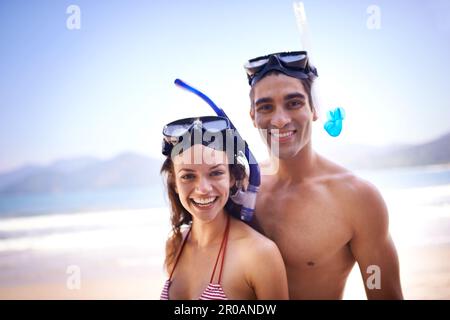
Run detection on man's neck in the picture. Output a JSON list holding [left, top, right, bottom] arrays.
[[270, 142, 318, 183]]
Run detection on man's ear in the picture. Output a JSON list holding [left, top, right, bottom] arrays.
[[249, 107, 257, 128], [312, 107, 319, 121]]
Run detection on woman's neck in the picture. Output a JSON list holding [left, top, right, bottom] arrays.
[[190, 212, 229, 248]]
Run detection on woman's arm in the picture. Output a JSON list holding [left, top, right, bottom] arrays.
[[248, 239, 289, 300]]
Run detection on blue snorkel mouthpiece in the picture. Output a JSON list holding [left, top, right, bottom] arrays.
[[174, 79, 261, 222]]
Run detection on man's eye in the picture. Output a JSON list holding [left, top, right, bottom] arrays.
[[256, 104, 272, 112], [287, 100, 304, 108]]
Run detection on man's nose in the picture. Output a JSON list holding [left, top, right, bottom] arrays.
[[270, 109, 291, 128], [195, 176, 212, 194]]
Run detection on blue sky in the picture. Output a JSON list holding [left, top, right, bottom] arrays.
[[1, 0, 449, 173]]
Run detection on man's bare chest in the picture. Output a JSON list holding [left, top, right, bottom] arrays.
[[254, 187, 353, 268]]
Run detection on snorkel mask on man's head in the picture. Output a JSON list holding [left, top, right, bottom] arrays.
[[244, 51, 318, 86], [244, 51, 345, 137]]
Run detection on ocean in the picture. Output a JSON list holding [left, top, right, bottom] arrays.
[[0, 185, 166, 218], [0, 185, 170, 291], [0, 166, 450, 252], [1, 165, 449, 218], [359, 166, 450, 247]]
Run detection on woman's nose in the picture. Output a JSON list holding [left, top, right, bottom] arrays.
[[195, 176, 212, 193]]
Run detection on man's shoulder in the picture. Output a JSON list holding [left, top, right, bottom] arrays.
[[314, 157, 356, 190], [338, 172, 383, 206], [332, 171, 388, 228], [318, 157, 387, 217], [318, 156, 378, 195], [329, 169, 376, 197], [339, 175, 390, 238]]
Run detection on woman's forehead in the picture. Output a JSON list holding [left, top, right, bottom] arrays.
[[172, 144, 229, 167]]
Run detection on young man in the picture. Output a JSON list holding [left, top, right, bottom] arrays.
[[244, 51, 403, 299]]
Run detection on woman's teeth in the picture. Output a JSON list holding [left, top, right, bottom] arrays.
[[191, 197, 217, 206]]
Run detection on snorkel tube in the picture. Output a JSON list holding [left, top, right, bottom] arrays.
[[174, 79, 260, 222], [293, 1, 345, 137]]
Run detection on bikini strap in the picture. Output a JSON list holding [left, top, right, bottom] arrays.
[[209, 215, 231, 284], [217, 217, 230, 284], [168, 226, 192, 281]]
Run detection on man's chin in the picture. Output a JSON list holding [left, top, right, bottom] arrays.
[[268, 146, 300, 160], [277, 152, 299, 160]]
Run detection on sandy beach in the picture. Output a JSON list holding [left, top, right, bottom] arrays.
[[0, 208, 170, 300], [343, 244, 450, 300], [1, 182, 450, 300], [1, 243, 449, 300]]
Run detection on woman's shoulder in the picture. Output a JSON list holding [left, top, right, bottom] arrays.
[[228, 216, 286, 289], [229, 217, 280, 257]]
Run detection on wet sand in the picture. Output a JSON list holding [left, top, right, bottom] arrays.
[[0, 244, 449, 299], [1, 205, 449, 300]]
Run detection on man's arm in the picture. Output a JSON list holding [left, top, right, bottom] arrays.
[[348, 180, 403, 299]]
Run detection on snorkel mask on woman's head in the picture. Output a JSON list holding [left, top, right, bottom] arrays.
[[164, 79, 261, 222], [161, 115, 254, 221], [162, 116, 231, 157], [244, 51, 318, 86], [161, 115, 247, 167]]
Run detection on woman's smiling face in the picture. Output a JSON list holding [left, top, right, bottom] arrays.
[[172, 144, 234, 222]]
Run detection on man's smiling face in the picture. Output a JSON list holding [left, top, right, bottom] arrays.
[[250, 73, 318, 159]]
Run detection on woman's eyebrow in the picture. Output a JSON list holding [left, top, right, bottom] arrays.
[[209, 164, 226, 170], [177, 168, 195, 174]]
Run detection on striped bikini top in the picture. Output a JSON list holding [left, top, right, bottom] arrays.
[[160, 215, 230, 300]]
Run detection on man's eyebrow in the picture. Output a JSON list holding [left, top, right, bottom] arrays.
[[255, 97, 273, 105], [284, 93, 306, 101], [255, 93, 306, 105]]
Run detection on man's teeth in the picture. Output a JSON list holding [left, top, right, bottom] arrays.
[[271, 131, 295, 138], [192, 197, 216, 205]]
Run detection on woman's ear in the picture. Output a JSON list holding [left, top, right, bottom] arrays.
[[229, 175, 236, 188], [172, 182, 178, 194]]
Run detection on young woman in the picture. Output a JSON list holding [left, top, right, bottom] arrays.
[[160, 116, 288, 300]]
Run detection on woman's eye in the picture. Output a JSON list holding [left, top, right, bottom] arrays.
[[181, 173, 195, 180], [211, 170, 224, 177], [256, 104, 272, 113]]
